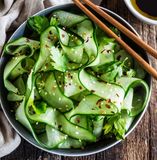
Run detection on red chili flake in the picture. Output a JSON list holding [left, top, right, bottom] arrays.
[[101, 49, 106, 53], [116, 93, 119, 97], [76, 118, 80, 123], [96, 99, 103, 105], [106, 104, 111, 109], [62, 34, 65, 38], [48, 35, 51, 40], [69, 83, 71, 86], [91, 90, 95, 93], [71, 75, 73, 79], [106, 99, 111, 103], [67, 72, 71, 78], [45, 44, 49, 48], [106, 50, 111, 53], [79, 86, 82, 90], [98, 105, 102, 109], [85, 37, 89, 43]]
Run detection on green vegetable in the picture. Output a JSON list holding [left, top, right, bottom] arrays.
[[27, 16, 49, 34], [3, 10, 150, 149]]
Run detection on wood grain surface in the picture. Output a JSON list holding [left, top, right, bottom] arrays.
[[1, 0, 157, 159]]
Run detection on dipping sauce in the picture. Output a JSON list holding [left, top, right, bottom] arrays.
[[131, 0, 157, 20]]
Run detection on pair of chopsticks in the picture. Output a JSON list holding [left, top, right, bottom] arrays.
[[73, 0, 157, 80]]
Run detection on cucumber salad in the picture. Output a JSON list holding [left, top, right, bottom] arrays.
[[3, 10, 149, 149]]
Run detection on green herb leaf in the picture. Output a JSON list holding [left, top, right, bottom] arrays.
[[103, 113, 127, 140], [33, 101, 47, 114], [27, 16, 49, 34], [50, 17, 58, 26]]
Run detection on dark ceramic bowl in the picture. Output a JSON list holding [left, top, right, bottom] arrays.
[[0, 3, 151, 157]]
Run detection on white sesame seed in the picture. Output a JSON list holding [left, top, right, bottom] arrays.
[[75, 131, 79, 135], [83, 98, 86, 101], [59, 97, 61, 101]]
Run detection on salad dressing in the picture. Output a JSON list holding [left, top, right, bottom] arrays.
[[130, 0, 157, 20]]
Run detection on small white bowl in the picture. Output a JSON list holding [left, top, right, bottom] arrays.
[[124, 0, 157, 25]]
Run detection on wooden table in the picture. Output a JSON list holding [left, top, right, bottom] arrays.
[[1, 0, 157, 159]]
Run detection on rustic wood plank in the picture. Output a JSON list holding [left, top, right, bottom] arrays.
[[63, 154, 96, 160], [148, 25, 157, 160]]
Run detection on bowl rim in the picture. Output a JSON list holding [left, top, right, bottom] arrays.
[[123, 0, 157, 25], [0, 3, 152, 157]]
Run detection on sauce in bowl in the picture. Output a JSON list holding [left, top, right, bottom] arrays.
[[131, 0, 157, 20]]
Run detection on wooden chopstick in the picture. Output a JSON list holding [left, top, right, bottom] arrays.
[[73, 0, 157, 80], [82, 0, 157, 59]]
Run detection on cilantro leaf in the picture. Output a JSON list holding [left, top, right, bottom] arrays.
[[50, 17, 58, 26], [27, 16, 49, 34], [103, 111, 132, 140]]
